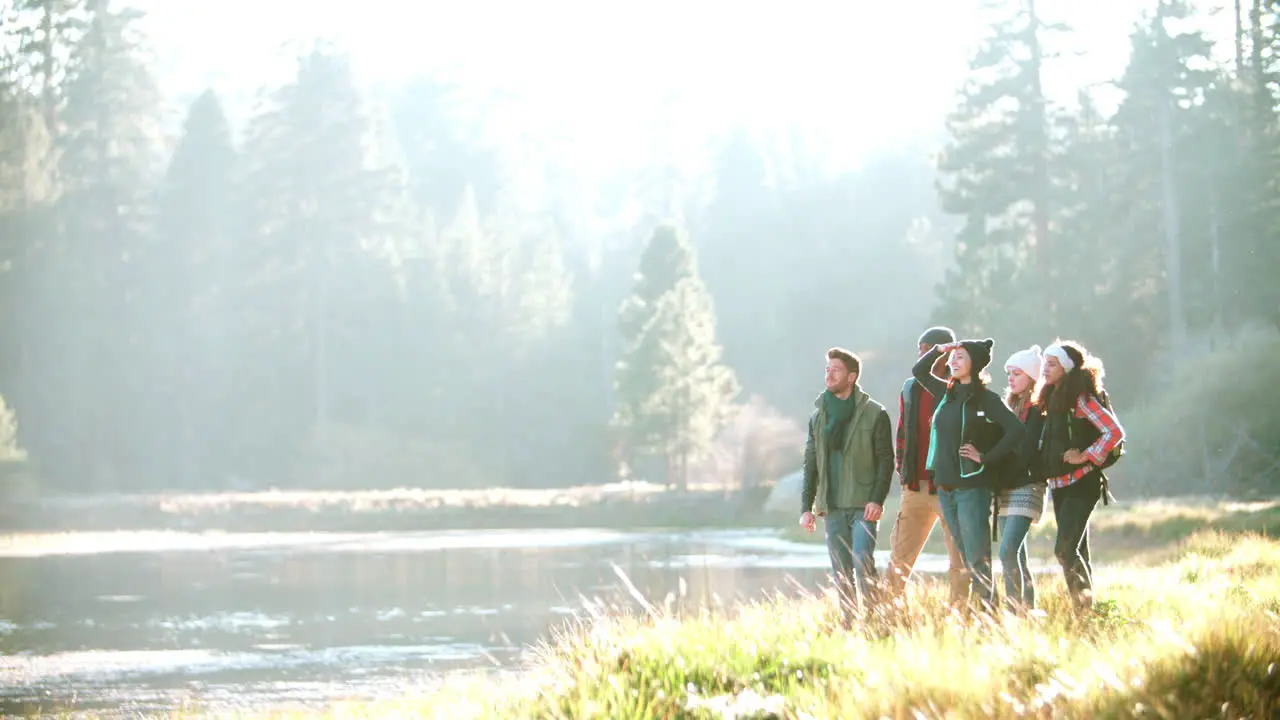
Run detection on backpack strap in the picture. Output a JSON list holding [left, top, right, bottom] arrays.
[[1099, 471, 1116, 506]]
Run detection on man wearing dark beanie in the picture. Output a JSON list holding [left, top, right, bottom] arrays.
[[886, 326, 969, 604]]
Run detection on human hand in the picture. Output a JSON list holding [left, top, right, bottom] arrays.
[[799, 511, 816, 533], [1062, 449, 1088, 465], [863, 503, 883, 522], [959, 443, 983, 463]]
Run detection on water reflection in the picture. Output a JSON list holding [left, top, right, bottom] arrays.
[[0, 528, 947, 716]]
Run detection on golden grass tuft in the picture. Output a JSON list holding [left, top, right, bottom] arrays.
[[226, 529, 1280, 720]]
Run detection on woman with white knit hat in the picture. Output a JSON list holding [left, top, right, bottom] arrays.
[[994, 344, 1048, 612]]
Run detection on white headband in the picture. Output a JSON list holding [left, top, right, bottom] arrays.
[[1044, 344, 1075, 372]]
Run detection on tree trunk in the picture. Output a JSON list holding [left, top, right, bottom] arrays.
[[1251, 0, 1265, 101], [1026, 0, 1053, 318], [1235, 0, 1245, 76], [41, 0, 56, 131], [1157, 97, 1187, 350], [313, 261, 331, 428]]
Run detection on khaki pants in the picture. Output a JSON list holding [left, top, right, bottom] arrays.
[[887, 486, 968, 602]]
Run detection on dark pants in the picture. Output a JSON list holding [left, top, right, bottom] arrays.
[[1051, 472, 1102, 610]]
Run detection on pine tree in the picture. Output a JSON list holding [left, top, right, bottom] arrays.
[[0, 392, 26, 462], [643, 276, 739, 490], [934, 0, 1064, 341], [41, 0, 160, 488], [1051, 90, 1130, 344], [421, 190, 578, 484], [0, 21, 60, 491], [239, 44, 394, 463], [613, 222, 738, 489], [1223, 0, 1280, 328], [1110, 0, 1218, 356], [613, 222, 696, 472], [617, 221, 695, 341], [150, 88, 237, 487], [5, 0, 86, 131]]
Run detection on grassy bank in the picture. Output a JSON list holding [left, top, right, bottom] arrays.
[[234, 528, 1280, 719], [9, 481, 1276, 548], [782, 495, 1280, 565], [1, 483, 773, 533]]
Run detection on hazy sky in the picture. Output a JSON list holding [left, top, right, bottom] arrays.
[[133, 0, 1236, 173]]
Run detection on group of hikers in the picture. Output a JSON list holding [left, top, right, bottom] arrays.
[[798, 326, 1126, 622]]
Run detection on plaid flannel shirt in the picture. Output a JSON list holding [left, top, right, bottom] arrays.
[[1046, 394, 1124, 490]]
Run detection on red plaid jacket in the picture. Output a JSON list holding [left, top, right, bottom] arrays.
[[1046, 394, 1124, 490]]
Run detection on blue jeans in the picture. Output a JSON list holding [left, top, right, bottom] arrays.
[[938, 488, 993, 605], [823, 508, 879, 612], [997, 515, 1035, 610]]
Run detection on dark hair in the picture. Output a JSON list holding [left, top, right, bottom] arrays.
[[1033, 340, 1106, 414], [918, 326, 956, 347], [826, 347, 861, 376]]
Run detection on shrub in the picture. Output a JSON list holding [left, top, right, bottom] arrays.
[[1115, 323, 1280, 497], [694, 395, 803, 494]]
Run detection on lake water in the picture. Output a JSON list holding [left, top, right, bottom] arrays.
[[0, 527, 959, 717]]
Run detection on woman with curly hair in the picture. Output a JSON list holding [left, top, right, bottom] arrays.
[[995, 345, 1047, 612], [1036, 340, 1126, 612]]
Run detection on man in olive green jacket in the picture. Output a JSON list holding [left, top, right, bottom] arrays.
[[799, 347, 895, 622]]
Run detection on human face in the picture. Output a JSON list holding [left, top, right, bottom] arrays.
[[948, 348, 972, 381], [1043, 355, 1066, 385], [1006, 367, 1033, 395], [918, 343, 931, 358], [825, 358, 855, 393]]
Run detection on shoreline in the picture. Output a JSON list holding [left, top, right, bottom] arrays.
[[6, 493, 1279, 718], [3, 487, 1276, 554], [243, 526, 1280, 719], [0, 483, 775, 533]]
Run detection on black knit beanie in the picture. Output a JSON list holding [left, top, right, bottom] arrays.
[[959, 338, 994, 375]]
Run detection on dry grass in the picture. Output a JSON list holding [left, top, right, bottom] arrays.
[[190, 530, 1280, 719], [15, 510, 1280, 719]]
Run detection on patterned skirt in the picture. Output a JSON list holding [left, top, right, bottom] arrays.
[[997, 481, 1047, 523]]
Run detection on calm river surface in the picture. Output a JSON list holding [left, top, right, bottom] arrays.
[[0, 527, 956, 716]]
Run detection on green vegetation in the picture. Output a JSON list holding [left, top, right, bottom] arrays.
[[931, 0, 1280, 400], [2, 1, 1279, 497], [223, 529, 1280, 719], [613, 223, 740, 491], [8, 502, 1278, 719], [0, 393, 32, 498], [1116, 324, 1280, 498]]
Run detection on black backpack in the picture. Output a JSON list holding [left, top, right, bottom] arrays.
[[1060, 391, 1122, 505], [1094, 392, 1125, 470]]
